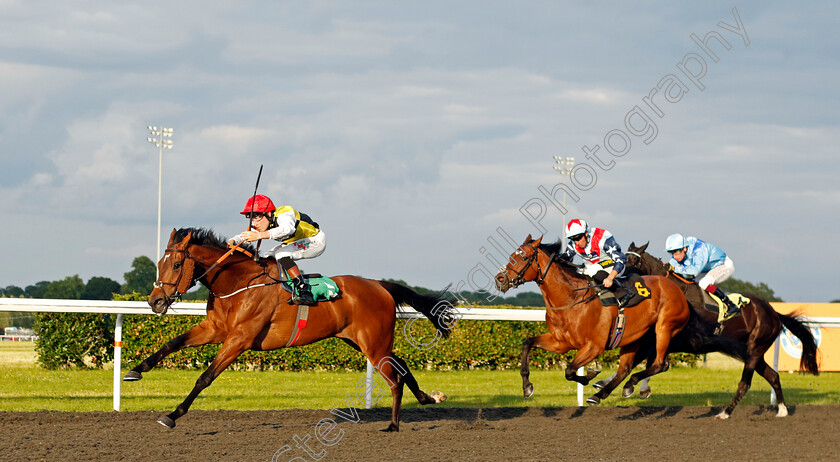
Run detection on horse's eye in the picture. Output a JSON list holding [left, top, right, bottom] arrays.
[[173, 262, 181, 270]]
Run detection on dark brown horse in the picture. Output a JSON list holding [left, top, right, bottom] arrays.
[[494, 235, 690, 405], [620, 242, 819, 418], [124, 228, 453, 431]]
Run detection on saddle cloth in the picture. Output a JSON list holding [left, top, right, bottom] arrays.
[[597, 272, 652, 308], [278, 274, 341, 303]]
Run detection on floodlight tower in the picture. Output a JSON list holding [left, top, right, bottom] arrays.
[[147, 126, 174, 274], [553, 156, 575, 241]]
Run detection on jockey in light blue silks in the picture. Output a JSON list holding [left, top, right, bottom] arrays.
[[559, 218, 634, 307], [665, 233, 738, 319]]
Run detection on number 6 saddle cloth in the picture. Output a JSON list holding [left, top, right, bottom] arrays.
[[597, 272, 651, 308]]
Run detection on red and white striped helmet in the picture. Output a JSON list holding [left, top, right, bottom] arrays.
[[566, 219, 588, 239]]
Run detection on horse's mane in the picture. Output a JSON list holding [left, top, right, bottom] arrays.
[[174, 227, 257, 254], [537, 238, 587, 281]]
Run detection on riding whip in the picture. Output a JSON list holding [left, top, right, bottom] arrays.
[[249, 164, 264, 262]]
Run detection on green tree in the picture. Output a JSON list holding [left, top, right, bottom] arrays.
[[1, 285, 24, 297], [719, 277, 783, 302], [43, 275, 85, 300], [121, 256, 156, 295], [25, 281, 51, 298], [82, 276, 121, 300]]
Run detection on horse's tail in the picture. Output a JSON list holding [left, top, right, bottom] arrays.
[[779, 313, 820, 375], [377, 281, 456, 339]]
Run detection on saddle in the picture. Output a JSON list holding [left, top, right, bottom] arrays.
[[700, 290, 750, 323], [596, 272, 651, 308]]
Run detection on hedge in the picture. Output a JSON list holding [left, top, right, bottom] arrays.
[[34, 294, 699, 370]]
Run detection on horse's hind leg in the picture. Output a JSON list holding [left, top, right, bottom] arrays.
[[587, 345, 638, 405], [157, 336, 249, 429], [367, 352, 443, 432], [754, 358, 787, 417], [386, 355, 445, 406], [124, 321, 220, 381]]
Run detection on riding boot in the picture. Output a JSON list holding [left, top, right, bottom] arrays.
[[278, 257, 318, 306], [712, 286, 740, 320], [615, 280, 634, 307], [291, 275, 318, 306]]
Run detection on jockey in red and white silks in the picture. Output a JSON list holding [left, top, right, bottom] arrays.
[[560, 219, 627, 280]]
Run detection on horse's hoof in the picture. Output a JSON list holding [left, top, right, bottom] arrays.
[[586, 396, 601, 405], [622, 386, 635, 398], [157, 415, 176, 428], [123, 370, 143, 381], [585, 369, 601, 381], [429, 391, 447, 404], [776, 404, 788, 418], [714, 411, 731, 420], [380, 424, 399, 432], [592, 379, 607, 390], [639, 388, 652, 399], [523, 384, 535, 399]]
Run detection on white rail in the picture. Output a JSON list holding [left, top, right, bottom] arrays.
[[1, 298, 836, 411]]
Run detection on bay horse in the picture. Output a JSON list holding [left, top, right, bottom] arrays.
[[617, 242, 819, 418], [124, 228, 453, 431], [494, 235, 690, 405]]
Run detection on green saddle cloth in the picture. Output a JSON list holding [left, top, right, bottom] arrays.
[[281, 274, 341, 302]]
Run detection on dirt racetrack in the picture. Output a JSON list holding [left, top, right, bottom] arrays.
[[3, 405, 840, 461]]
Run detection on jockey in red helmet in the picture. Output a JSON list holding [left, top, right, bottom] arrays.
[[228, 194, 325, 306]]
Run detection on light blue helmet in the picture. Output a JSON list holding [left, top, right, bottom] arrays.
[[665, 233, 687, 252]]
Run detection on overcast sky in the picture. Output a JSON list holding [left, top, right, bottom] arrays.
[[1, 1, 837, 302]]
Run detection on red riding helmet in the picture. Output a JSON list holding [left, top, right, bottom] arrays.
[[240, 194, 276, 215]]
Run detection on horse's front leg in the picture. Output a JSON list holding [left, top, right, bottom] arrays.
[[124, 320, 221, 381], [157, 335, 251, 428], [563, 342, 603, 385], [521, 333, 571, 398]]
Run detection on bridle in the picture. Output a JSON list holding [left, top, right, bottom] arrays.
[[153, 241, 280, 307], [502, 244, 556, 289], [153, 247, 199, 307]]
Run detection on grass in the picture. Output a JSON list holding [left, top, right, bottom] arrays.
[[2, 342, 838, 412]]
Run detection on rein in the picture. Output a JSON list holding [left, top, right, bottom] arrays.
[[154, 243, 276, 305], [504, 244, 596, 309]]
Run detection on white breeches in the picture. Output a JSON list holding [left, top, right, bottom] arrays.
[[697, 256, 734, 290], [266, 231, 326, 261], [582, 262, 623, 278]]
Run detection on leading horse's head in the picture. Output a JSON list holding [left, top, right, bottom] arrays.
[[495, 234, 544, 293], [149, 229, 198, 315]]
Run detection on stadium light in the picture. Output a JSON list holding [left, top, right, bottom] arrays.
[[147, 125, 174, 276], [553, 156, 575, 241]]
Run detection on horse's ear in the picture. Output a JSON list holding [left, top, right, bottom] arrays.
[[641, 242, 649, 252], [630, 241, 636, 248], [175, 231, 192, 248], [533, 235, 543, 246], [523, 234, 533, 244], [167, 229, 178, 246]]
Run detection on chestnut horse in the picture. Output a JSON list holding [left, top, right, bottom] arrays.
[[124, 228, 453, 431], [495, 235, 690, 405], [615, 242, 819, 418]]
